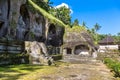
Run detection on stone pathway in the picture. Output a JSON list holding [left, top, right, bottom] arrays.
[[27, 55, 117, 80], [39, 62, 116, 80]]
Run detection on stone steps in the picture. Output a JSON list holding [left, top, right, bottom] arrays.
[[62, 55, 100, 64]]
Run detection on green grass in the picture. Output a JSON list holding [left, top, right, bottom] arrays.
[[0, 61, 69, 80]]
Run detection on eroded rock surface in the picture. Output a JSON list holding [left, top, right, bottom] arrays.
[[25, 41, 53, 65]]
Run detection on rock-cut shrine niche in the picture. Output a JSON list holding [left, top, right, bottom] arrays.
[[32, 16, 45, 42], [0, 0, 10, 38], [16, 4, 30, 41], [47, 24, 57, 46], [56, 26, 64, 46], [47, 24, 64, 47]]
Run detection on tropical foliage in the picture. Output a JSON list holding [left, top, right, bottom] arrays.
[[27, 0, 120, 44], [27, 0, 52, 13], [28, 0, 67, 27], [104, 58, 120, 77], [72, 19, 79, 26], [49, 5, 71, 25]]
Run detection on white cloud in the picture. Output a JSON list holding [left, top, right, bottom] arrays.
[[70, 9, 73, 14], [55, 3, 73, 14], [56, 3, 69, 8]]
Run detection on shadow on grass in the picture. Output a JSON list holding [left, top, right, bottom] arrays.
[[0, 62, 68, 80], [0, 64, 45, 80], [0, 73, 26, 80]]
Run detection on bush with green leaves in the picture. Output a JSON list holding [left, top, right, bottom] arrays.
[[104, 58, 120, 77]]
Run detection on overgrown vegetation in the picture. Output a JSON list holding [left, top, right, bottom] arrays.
[[26, 0, 52, 13], [65, 25, 86, 32], [64, 25, 87, 39], [104, 58, 120, 77], [50, 5, 71, 25], [97, 52, 120, 78], [28, 0, 67, 27]]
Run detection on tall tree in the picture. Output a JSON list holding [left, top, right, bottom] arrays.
[[94, 23, 101, 44], [82, 21, 86, 27], [27, 0, 52, 13], [117, 32, 120, 42], [94, 23, 101, 32], [50, 6, 71, 25], [72, 19, 79, 26], [117, 32, 120, 36]]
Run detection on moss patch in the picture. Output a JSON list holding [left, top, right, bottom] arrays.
[[0, 61, 69, 80]]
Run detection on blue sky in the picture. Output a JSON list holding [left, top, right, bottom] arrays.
[[50, 0, 120, 35]]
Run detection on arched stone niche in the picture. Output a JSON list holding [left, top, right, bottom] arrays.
[[47, 24, 57, 46], [31, 14, 45, 42], [47, 24, 64, 47], [74, 44, 89, 55], [0, 0, 10, 38], [48, 24, 56, 34], [56, 26, 64, 46], [16, 4, 30, 41]]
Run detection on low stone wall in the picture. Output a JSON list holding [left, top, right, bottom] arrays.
[[0, 39, 28, 65], [0, 39, 24, 54]]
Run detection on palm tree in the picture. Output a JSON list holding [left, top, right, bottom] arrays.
[[82, 21, 86, 27], [94, 23, 101, 44], [117, 32, 120, 36], [117, 32, 120, 42], [73, 19, 79, 26], [94, 23, 101, 32]]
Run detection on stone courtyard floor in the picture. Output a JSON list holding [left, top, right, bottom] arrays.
[[37, 62, 116, 80], [0, 61, 118, 80], [17, 61, 117, 80]]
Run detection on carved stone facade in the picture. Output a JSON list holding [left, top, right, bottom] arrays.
[[0, 0, 10, 38], [0, 0, 64, 65], [0, 0, 64, 44], [0, 0, 44, 41]]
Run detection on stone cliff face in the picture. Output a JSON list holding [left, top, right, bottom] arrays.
[[0, 0, 11, 37], [0, 0, 64, 65], [0, 0, 65, 56], [0, 0, 64, 47], [9, 0, 46, 41]]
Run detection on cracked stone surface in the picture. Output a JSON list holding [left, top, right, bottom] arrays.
[[39, 62, 116, 80]]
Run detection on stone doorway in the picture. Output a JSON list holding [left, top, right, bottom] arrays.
[[66, 48, 72, 54]]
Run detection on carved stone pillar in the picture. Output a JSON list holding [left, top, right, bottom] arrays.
[[63, 48, 67, 55], [72, 47, 75, 55]]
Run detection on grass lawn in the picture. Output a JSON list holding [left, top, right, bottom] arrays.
[[0, 61, 69, 80]]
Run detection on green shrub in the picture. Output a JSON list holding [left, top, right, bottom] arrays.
[[104, 58, 120, 77], [52, 54, 62, 61]]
